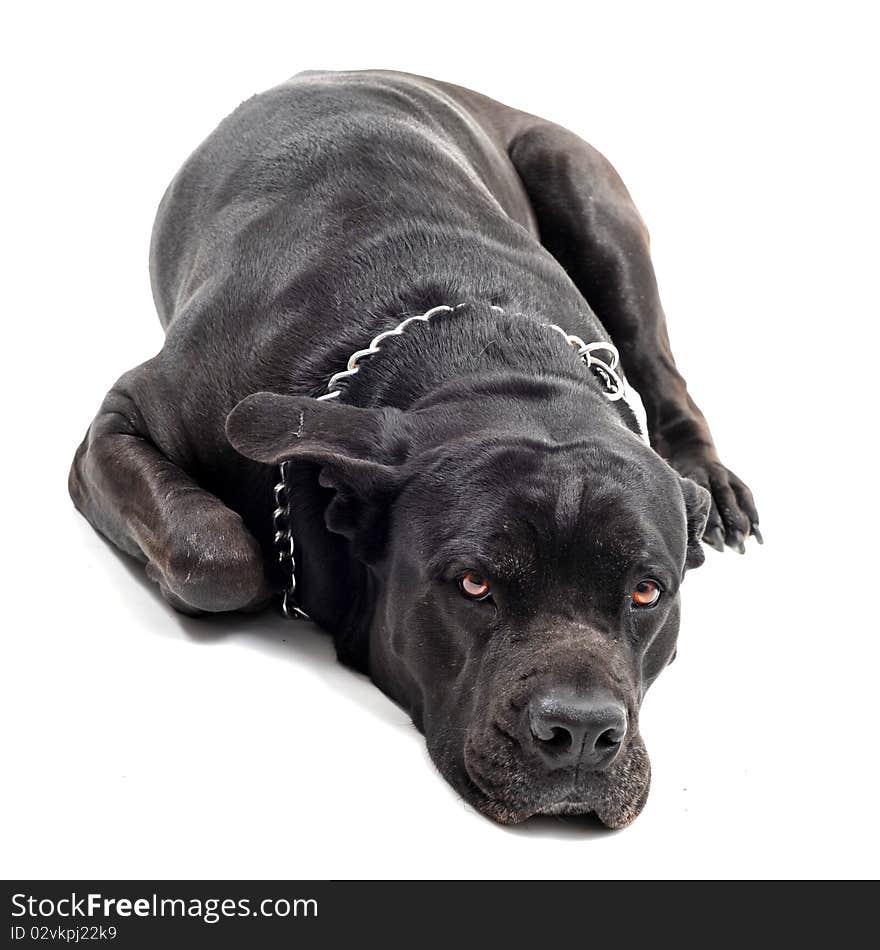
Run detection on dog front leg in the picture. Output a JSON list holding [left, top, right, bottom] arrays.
[[69, 366, 272, 614], [509, 123, 760, 551]]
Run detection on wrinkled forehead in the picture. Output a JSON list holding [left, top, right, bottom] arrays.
[[403, 437, 686, 570]]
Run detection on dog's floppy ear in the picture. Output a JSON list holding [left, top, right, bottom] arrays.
[[680, 476, 712, 570], [225, 392, 405, 467], [226, 393, 407, 557]]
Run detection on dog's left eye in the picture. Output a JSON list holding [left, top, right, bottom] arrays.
[[459, 572, 492, 601], [632, 579, 662, 608]]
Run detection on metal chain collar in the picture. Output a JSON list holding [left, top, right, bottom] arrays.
[[273, 460, 309, 619], [272, 303, 635, 619]]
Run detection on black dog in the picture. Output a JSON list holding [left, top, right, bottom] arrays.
[[69, 70, 759, 827]]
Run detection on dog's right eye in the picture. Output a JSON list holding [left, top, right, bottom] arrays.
[[459, 572, 492, 602], [632, 578, 662, 608]]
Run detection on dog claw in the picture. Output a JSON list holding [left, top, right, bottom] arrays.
[[704, 526, 725, 551], [751, 524, 763, 545], [727, 528, 746, 554]]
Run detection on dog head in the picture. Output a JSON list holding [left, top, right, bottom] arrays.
[[227, 382, 710, 827]]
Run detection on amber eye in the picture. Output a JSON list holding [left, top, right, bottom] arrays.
[[632, 579, 662, 608], [459, 572, 492, 601]]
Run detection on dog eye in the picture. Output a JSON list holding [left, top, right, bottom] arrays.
[[632, 579, 662, 608], [459, 572, 492, 601]]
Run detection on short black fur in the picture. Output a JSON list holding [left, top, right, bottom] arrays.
[[70, 70, 758, 826]]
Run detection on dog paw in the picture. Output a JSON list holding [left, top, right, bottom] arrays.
[[148, 507, 273, 613], [670, 454, 760, 553]]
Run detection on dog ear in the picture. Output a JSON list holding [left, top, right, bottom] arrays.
[[226, 393, 407, 557], [680, 476, 712, 570]]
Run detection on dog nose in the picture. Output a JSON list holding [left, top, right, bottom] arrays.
[[528, 689, 627, 770]]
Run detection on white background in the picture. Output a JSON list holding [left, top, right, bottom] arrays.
[[3, 1, 878, 879]]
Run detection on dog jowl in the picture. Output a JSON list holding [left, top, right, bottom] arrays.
[[70, 70, 759, 827]]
